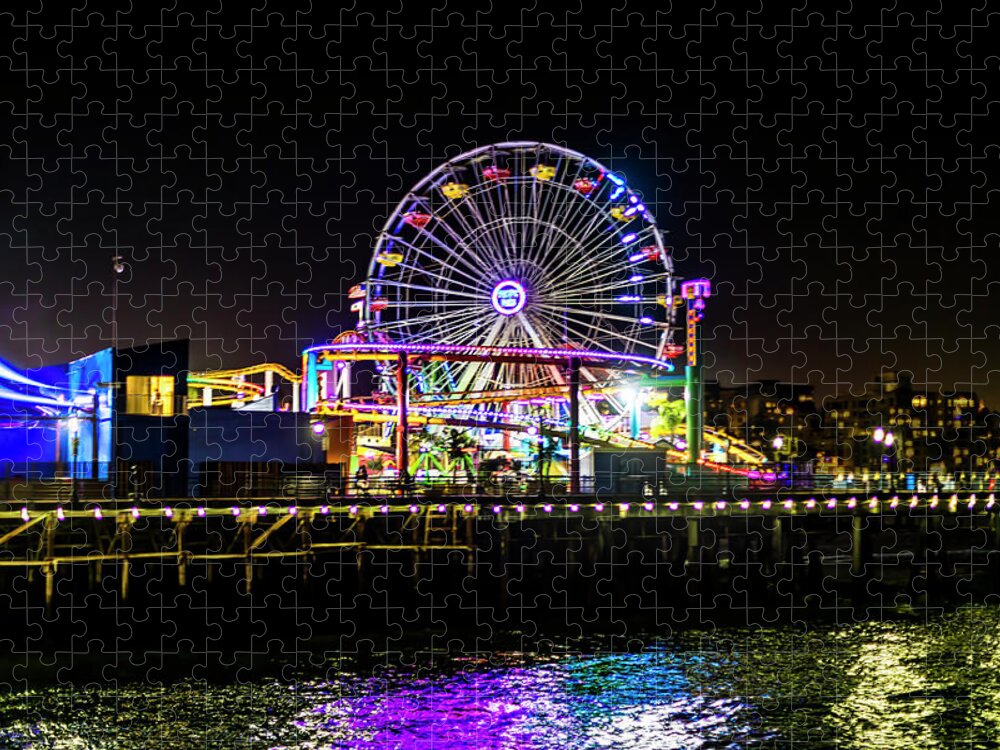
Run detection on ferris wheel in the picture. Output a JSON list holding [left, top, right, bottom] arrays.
[[362, 142, 677, 398]]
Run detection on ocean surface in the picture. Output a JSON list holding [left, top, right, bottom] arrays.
[[1, 607, 999, 749]]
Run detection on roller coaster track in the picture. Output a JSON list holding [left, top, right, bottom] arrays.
[[188, 363, 302, 407]]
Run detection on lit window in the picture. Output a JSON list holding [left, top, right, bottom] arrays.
[[125, 376, 175, 416]]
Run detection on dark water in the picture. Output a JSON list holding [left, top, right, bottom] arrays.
[[1, 609, 999, 749]]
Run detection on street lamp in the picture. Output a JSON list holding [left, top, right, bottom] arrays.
[[69, 416, 80, 506], [772, 432, 816, 488], [772, 434, 799, 488], [872, 428, 896, 489]]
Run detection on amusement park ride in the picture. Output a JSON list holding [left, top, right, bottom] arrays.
[[295, 142, 765, 491]]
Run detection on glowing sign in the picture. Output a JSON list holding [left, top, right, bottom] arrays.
[[681, 279, 712, 299], [491, 280, 527, 316]]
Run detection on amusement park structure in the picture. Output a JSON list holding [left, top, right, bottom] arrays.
[[4, 142, 1000, 624], [298, 142, 760, 491], [0, 142, 767, 495]]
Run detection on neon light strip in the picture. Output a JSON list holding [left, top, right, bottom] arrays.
[[0, 385, 68, 408], [303, 342, 676, 371]]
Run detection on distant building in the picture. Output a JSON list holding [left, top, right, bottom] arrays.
[[704, 380, 819, 462], [703, 373, 1000, 474], [824, 371, 997, 474]]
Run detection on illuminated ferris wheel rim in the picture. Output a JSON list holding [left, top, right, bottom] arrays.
[[361, 141, 677, 398], [365, 140, 668, 281]]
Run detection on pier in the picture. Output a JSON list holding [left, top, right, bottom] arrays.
[[3, 480, 999, 634]]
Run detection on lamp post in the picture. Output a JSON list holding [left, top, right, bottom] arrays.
[[69, 416, 80, 506], [772, 433, 808, 488], [872, 427, 895, 490], [772, 434, 792, 487], [111, 254, 124, 499]]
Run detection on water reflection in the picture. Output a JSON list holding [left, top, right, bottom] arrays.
[[300, 653, 755, 749], [0, 609, 999, 748]]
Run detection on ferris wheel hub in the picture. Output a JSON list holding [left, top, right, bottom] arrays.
[[490, 279, 527, 316]]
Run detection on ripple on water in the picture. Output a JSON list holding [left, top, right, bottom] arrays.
[[0, 608, 998, 749]]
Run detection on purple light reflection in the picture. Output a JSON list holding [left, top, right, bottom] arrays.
[[296, 653, 754, 749]]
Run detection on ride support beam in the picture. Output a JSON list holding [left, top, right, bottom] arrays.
[[342, 363, 352, 400], [685, 363, 703, 466], [396, 352, 409, 482], [568, 357, 581, 494]]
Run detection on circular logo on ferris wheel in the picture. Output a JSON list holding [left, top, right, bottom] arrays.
[[491, 280, 527, 316]]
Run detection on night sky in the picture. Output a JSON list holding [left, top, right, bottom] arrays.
[[2, 2, 999, 406]]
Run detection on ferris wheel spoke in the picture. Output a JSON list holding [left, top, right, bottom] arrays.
[[410, 305, 486, 328], [552, 247, 641, 294], [531, 305, 657, 351], [383, 231, 486, 286], [552, 263, 665, 302], [534, 178, 609, 264], [532, 176, 590, 269], [494, 182, 525, 266], [525, 192, 585, 274], [545, 265, 663, 298], [390, 300, 483, 308], [530, 183, 577, 270], [565, 222, 659, 277], [527, 306, 604, 349], [521, 161, 538, 255], [515, 313, 569, 388], [433, 190, 510, 270], [406, 200, 508, 280], [385, 235, 492, 291], [550, 304, 662, 333], [539, 254, 628, 301], [388, 259, 490, 297], [541, 184, 640, 274], [538, 214, 608, 284], [373, 278, 484, 301], [531, 214, 620, 285], [533, 151, 572, 235], [463, 186, 518, 272], [407, 204, 499, 271], [526, 170, 550, 264], [453, 315, 509, 393], [471, 176, 507, 249], [430, 317, 498, 348]]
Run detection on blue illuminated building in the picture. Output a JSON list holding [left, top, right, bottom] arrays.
[[0, 339, 323, 498]]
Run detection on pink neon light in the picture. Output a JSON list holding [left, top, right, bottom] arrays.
[[304, 342, 677, 370]]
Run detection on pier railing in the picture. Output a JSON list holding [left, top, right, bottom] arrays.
[[2, 465, 999, 508]]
